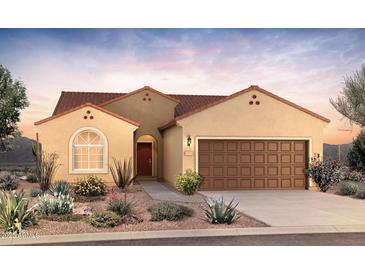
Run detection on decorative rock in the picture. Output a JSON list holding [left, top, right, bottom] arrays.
[[73, 205, 92, 216]]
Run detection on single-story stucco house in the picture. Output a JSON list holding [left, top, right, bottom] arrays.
[[34, 85, 330, 190]]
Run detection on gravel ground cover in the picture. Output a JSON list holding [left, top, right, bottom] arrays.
[[14, 181, 268, 235]]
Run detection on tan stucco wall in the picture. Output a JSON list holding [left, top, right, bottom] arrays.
[[35, 106, 138, 183], [177, 88, 328, 187], [103, 90, 177, 179], [162, 125, 183, 186]]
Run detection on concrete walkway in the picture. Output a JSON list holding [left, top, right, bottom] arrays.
[[140, 181, 204, 203], [201, 190, 365, 227]]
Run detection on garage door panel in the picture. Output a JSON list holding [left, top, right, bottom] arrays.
[[199, 154, 210, 164], [253, 179, 265, 188], [198, 139, 308, 190], [254, 154, 265, 163], [227, 154, 238, 163], [254, 166, 265, 176], [268, 154, 279, 163], [254, 142, 265, 151], [268, 178, 279, 188], [227, 166, 239, 176], [241, 166, 251, 176], [281, 179, 292, 188], [240, 154, 251, 163], [240, 179, 251, 188], [213, 142, 224, 151], [240, 142, 251, 151]]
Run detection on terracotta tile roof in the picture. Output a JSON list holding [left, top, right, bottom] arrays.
[[169, 94, 227, 116], [53, 91, 125, 115], [53, 91, 226, 117]]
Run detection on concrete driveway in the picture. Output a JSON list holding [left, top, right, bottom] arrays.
[[201, 190, 365, 227]]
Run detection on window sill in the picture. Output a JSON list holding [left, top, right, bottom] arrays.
[[69, 169, 108, 174]]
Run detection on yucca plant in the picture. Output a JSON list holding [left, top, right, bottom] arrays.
[[52, 180, 71, 196], [110, 158, 137, 201], [202, 197, 240, 224], [0, 191, 37, 233], [37, 152, 60, 192]]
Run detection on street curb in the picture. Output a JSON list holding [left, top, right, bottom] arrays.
[[3, 225, 365, 245]]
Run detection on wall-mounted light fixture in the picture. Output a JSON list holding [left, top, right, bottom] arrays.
[[187, 136, 192, 147]]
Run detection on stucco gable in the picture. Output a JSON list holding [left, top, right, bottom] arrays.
[[34, 103, 140, 127], [99, 86, 180, 108], [159, 85, 330, 131]]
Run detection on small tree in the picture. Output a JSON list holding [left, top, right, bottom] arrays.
[[0, 65, 29, 152], [110, 158, 137, 201], [306, 155, 344, 192], [330, 65, 365, 126], [348, 130, 365, 172]]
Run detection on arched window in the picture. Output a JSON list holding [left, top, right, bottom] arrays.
[[70, 128, 107, 172]]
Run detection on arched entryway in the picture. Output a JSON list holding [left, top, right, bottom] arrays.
[[136, 135, 158, 177]]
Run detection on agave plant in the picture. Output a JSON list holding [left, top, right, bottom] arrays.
[[110, 158, 137, 200], [202, 197, 240, 224], [0, 191, 37, 233]]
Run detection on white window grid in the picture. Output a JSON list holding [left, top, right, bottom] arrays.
[[72, 131, 104, 171]]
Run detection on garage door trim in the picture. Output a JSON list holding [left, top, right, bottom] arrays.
[[195, 136, 312, 189]]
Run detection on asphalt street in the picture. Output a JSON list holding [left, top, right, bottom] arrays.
[[38, 232, 365, 246]]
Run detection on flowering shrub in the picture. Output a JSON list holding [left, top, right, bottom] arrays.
[[38, 193, 74, 215], [176, 169, 202, 195], [305, 156, 344, 192], [73, 176, 107, 197], [342, 167, 365, 183]]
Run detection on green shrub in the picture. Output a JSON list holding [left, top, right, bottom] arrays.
[[26, 173, 38, 183], [202, 197, 240, 224], [357, 188, 365, 199], [0, 171, 19, 190], [0, 191, 37, 233], [305, 155, 344, 192], [176, 169, 202, 195], [89, 211, 120, 228], [148, 202, 193, 221], [38, 194, 74, 215], [348, 130, 365, 172], [74, 176, 107, 197], [53, 180, 71, 196], [30, 188, 42, 197], [339, 181, 359, 196], [107, 199, 133, 216]]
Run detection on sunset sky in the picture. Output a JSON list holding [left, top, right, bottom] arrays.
[[1, 28, 364, 144]]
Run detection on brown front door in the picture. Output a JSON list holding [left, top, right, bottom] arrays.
[[137, 143, 152, 176], [198, 139, 308, 190]]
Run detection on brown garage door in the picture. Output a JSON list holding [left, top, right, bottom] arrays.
[[198, 139, 308, 190]]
